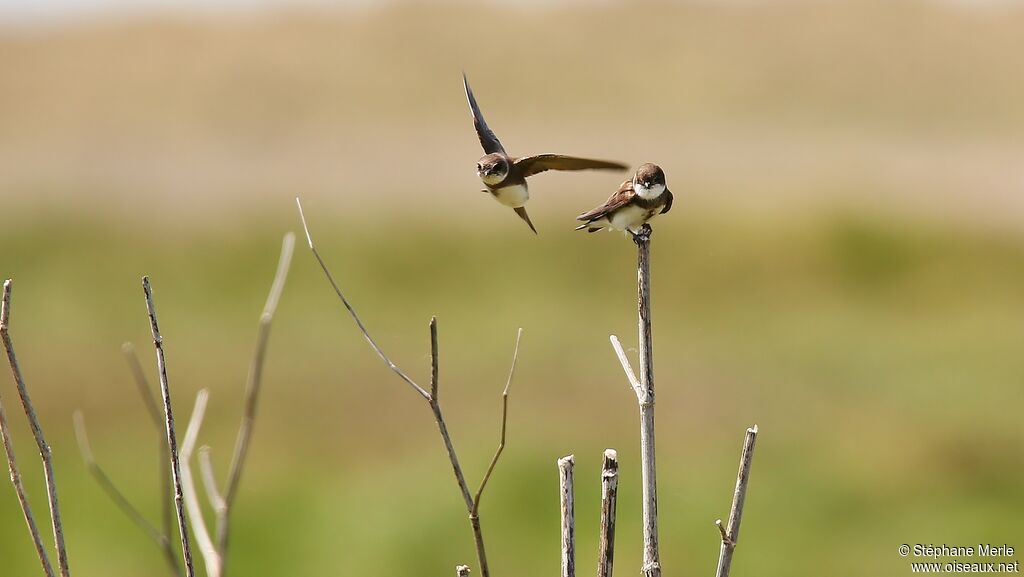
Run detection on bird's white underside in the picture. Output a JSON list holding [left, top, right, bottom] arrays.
[[602, 202, 659, 230], [491, 183, 529, 208]]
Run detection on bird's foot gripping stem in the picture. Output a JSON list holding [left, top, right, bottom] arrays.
[[630, 223, 653, 245]]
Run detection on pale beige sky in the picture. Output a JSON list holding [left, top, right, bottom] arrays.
[[2, 0, 1020, 28]]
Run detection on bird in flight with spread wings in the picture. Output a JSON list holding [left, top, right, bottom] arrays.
[[463, 74, 628, 234]]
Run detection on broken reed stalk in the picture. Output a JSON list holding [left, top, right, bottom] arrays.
[[142, 276, 196, 577], [715, 425, 759, 577], [596, 449, 619, 577], [1, 279, 71, 577], [558, 455, 576, 577], [609, 224, 661, 577], [297, 197, 522, 577]]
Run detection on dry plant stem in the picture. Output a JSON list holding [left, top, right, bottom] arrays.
[[198, 447, 225, 513], [634, 226, 660, 577], [142, 276, 196, 577], [559, 455, 576, 577], [609, 336, 641, 398], [218, 231, 294, 573], [610, 226, 661, 577], [715, 425, 759, 577], [1, 280, 71, 577], [72, 412, 167, 549], [180, 390, 220, 577], [0, 396, 55, 577], [297, 198, 523, 577], [294, 196, 520, 577], [626, 225, 659, 577], [427, 318, 488, 577], [296, 198, 429, 400], [472, 327, 523, 514], [597, 449, 619, 577], [122, 343, 176, 561]]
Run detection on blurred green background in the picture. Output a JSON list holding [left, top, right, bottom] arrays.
[[1, 1, 1022, 576]]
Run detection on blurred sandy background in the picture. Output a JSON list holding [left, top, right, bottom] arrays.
[[1, 1, 1022, 576]]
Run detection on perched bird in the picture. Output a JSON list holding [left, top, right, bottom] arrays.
[[575, 163, 673, 235], [463, 74, 628, 233]]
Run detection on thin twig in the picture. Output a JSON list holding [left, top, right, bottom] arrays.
[[218, 232, 294, 573], [426, 318, 486, 575], [558, 455, 576, 577], [597, 449, 619, 577], [198, 447, 226, 514], [608, 335, 641, 399], [122, 343, 162, 426], [2, 279, 71, 577], [0, 390, 55, 577], [296, 197, 429, 400], [472, 327, 523, 514], [425, 318, 474, 510], [72, 412, 166, 546], [122, 342, 175, 561], [142, 276, 196, 577], [180, 390, 220, 577], [715, 425, 759, 577], [297, 198, 524, 577]]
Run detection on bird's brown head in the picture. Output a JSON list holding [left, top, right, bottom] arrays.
[[477, 154, 509, 186], [633, 163, 667, 199]]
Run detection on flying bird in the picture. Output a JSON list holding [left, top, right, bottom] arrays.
[[575, 163, 673, 235], [463, 74, 628, 233]]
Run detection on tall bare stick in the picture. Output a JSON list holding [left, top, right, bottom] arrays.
[[558, 455, 576, 577], [596, 449, 619, 577], [715, 425, 759, 577], [122, 342, 176, 562], [608, 224, 661, 577], [0, 386, 55, 577], [179, 390, 219, 577], [297, 197, 522, 577], [216, 232, 294, 574], [1, 279, 71, 577], [142, 276, 196, 577]]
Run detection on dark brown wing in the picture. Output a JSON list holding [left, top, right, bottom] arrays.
[[660, 189, 674, 214], [463, 73, 505, 155], [576, 179, 635, 222], [516, 154, 628, 178]]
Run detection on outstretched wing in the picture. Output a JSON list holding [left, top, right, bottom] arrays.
[[463, 73, 505, 155], [576, 179, 635, 222], [516, 154, 628, 178]]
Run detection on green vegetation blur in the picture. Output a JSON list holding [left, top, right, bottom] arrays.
[[1, 2, 1022, 577]]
